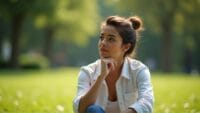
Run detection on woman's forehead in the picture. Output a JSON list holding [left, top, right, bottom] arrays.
[[101, 25, 119, 36]]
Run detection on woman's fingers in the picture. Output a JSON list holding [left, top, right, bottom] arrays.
[[101, 58, 116, 71], [100, 58, 117, 78]]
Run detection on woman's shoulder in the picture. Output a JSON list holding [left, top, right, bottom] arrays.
[[80, 59, 100, 74], [127, 57, 148, 71], [126, 58, 151, 80]]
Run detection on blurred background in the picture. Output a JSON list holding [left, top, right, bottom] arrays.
[[0, 0, 200, 113], [0, 0, 199, 73]]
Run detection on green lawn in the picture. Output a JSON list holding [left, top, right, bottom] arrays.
[[0, 68, 199, 113]]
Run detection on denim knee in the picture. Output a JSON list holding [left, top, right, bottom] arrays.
[[86, 104, 105, 113]]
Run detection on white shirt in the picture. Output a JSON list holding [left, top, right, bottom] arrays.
[[73, 57, 154, 113], [105, 100, 120, 113]]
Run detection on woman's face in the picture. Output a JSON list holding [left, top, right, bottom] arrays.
[[98, 25, 129, 60]]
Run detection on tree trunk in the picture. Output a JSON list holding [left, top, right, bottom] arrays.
[[43, 26, 54, 65], [161, 20, 173, 72], [0, 33, 2, 60], [192, 32, 199, 73], [0, 21, 5, 61], [9, 14, 25, 68]]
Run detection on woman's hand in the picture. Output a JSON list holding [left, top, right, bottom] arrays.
[[78, 58, 116, 113], [100, 58, 116, 79]]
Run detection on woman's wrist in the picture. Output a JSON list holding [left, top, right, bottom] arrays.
[[98, 74, 107, 80]]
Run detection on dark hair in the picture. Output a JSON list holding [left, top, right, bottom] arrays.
[[101, 15, 143, 56]]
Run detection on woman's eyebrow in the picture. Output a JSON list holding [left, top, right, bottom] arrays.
[[107, 34, 116, 37], [100, 33, 116, 37]]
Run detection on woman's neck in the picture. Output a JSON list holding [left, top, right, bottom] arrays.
[[116, 57, 124, 68], [110, 57, 125, 75]]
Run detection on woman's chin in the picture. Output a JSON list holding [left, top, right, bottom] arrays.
[[100, 55, 111, 58], [99, 52, 111, 58]]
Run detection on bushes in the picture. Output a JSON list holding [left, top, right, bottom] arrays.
[[19, 53, 50, 69]]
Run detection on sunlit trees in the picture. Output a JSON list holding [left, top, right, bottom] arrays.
[[114, 0, 199, 72], [0, 0, 98, 68], [36, 0, 98, 62], [0, 0, 56, 68]]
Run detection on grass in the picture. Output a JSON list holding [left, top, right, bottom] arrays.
[[152, 73, 200, 113], [0, 68, 200, 113]]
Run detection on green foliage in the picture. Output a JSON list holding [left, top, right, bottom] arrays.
[[107, 0, 200, 71], [0, 0, 100, 68], [0, 0, 56, 19], [0, 69, 200, 113], [0, 0, 99, 43], [34, 0, 99, 46], [113, 0, 199, 37], [19, 53, 49, 69]]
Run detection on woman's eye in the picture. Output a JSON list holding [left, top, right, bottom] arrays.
[[108, 37, 115, 42], [99, 36, 103, 40]]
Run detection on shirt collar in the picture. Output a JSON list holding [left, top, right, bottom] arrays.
[[121, 57, 130, 79]]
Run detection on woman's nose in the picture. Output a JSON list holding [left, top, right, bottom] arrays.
[[101, 39, 107, 45], [98, 38, 107, 48]]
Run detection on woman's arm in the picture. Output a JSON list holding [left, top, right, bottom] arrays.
[[78, 74, 105, 113], [129, 68, 154, 113], [78, 58, 115, 113]]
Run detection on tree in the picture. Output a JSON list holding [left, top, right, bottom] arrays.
[[112, 0, 199, 72], [0, 18, 7, 62], [0, 0, 99, 68], [34, 0, 99, 62], [178, 0, 200, 72], [0, 0, 56, 68]]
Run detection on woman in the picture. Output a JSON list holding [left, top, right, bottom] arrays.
[[73, 15, 154, 113]]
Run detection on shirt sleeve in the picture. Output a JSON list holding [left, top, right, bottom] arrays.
[[73, 68, 91, 113], [129, 68, 154, 113]]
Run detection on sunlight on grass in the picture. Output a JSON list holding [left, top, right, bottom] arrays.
[[0, 68, 78, 113], [152, 73, 200, 113], [0, 69, 200, 113]]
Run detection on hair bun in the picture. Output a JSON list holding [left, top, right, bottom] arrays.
[[128, 16, 143, 31]]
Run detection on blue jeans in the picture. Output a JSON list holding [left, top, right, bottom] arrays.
[[86, 104, 105, 113]]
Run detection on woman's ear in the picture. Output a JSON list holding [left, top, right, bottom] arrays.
[[123, 43, 131, 52]]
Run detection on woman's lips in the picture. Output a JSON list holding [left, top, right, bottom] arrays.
[[100, 48, 108, 52]]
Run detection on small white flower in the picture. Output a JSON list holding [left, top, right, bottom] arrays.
[[189, 94, 196, 102], [190, 109, 196, 113], [14, 100, 19, 106], [32, 100, 37, 106], [164, 108, 170, 113], [160, 104, 166, 110], [56, 104, 64, 112], [172, 103, 176, 108], [16, 91, 23, 98], [183, 102, 189, 109]]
